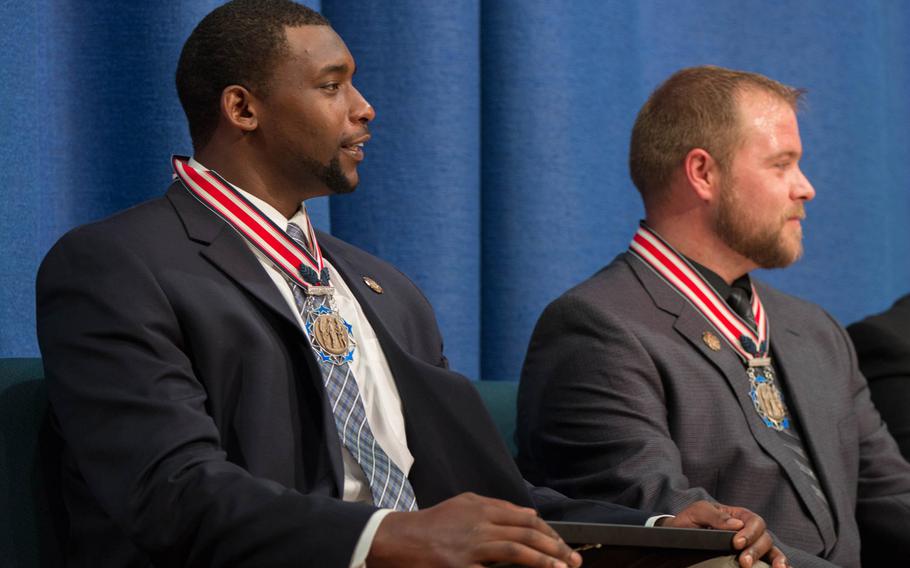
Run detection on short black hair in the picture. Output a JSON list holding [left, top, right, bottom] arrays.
[[176, 0, 329, 150]]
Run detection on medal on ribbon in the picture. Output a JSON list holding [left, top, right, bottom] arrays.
[[629, 223, 791, 430], [304, 304, 356, 365], [747, 363, 789, 430], [172, 156, 357, 366], [171, 155, 330, 292]]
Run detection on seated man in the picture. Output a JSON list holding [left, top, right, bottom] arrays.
[[516, 65, 910, 568], [848, 294, 910, 461], [36, 3, 782, 567]]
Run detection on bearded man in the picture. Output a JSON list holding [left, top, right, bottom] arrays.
[[516, 65, 910, 568], [35, 6, 789, 568]]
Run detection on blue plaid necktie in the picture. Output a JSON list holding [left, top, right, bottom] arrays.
[[286, 222, 417, 512]]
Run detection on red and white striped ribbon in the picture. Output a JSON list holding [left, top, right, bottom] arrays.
[[172, 156, 326, 290], [629, 224, 769, 362]]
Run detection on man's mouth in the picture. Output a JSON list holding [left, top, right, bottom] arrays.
[[787, 205, 806, 222], [341, 135, 369, 161]]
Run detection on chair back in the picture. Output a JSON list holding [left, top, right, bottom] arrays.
[[473, 380, 519, 457], [0, 357, 63, 567]]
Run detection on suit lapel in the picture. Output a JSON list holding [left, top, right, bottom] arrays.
[[319, 242, 424, 489], [313, 235, 426, 496], [628, 257, 794, 455], [627, 254, 764, 422], [321, 244, 390, 330], [168, 184, 347, 494], [318, 238, 411, 384], [627, 254, 838, 550], [321, 241, 533, 507], [167, 184, 302, 332], [761, 289, 841, 549]]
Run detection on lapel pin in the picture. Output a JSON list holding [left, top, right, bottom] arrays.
[[362, 276, 383, 294], [702, 331, 721, 351]]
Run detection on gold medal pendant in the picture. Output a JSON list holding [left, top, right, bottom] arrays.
[[747, 364, 790, 430], [312, 313, 351, 355], [303, 299, 356, 365]]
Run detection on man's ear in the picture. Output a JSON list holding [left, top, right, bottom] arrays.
[[220, 84, 259, 133], [684, 148, 722, 203]]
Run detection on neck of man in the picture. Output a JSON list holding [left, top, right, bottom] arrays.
[[645, 210, 756, 285], [195, 142, 318, 220]]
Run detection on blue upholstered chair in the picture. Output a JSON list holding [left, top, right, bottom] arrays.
[[0, 357, 63, 568], [472, 380, 519, 457]]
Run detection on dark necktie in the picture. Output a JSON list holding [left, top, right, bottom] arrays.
[[726, 284, 834, 528], [727, 285, 756, 329]]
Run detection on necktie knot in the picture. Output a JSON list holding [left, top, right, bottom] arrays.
[[286, 222, 309, 250], [287, 222, 329, 286], [727, 285, 754, 323]]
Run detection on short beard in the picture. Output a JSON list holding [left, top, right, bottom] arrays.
[[303, 154, 356, 195], [714, 179, 803, 269]]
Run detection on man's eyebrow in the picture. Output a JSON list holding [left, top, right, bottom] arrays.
[[766, 150, 801, 162], [317, 62, 352, 76]]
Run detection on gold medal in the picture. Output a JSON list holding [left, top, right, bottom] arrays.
[[747, 365, 790, 430], [312, 313, 350, 355], [755, 382, 787, 423], [303, 300, 356, 366], [702, 331, 722, 351]]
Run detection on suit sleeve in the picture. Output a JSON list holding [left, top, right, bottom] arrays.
[[37, 228, 376, 568], [848, 299, 910, 461], [833, 313, 910, 561], [526, 482, 653, 525], [516, 293, 841, 568], [518, 292, 709, 509]]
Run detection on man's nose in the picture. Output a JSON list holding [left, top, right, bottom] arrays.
[[352, 86, 375, 124], [794, 168, 815, 201]]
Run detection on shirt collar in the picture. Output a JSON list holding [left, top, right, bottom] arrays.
[[685, 257, 752, 300]]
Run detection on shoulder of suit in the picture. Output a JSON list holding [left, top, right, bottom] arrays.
[[751, 278, 820, 312], [49, 194, 178, 252], [315, 230, 397, 272], [751, 278, 848, 341], [848, 293, 910, 334], [847, 293, 910, 355], [314, 230, 437, 308], [560, 252, 643, 297], [542, 253, 645, 316]]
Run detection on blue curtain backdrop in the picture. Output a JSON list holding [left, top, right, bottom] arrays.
[[2, 1, 909, 383]]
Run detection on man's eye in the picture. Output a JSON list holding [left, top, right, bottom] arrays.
[[322, 83, 340, 92]]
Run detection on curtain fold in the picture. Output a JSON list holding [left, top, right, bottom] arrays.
[[3, 1, 909, 384], [325, 0, 483, 378]]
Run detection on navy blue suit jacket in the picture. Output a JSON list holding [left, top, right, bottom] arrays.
[[36, 184, 650, 567]]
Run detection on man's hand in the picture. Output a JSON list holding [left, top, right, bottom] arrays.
[[659, 501, 787, 568], [366, 492, 582, 568]]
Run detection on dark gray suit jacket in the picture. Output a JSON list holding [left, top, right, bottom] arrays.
[[37, 185, 650, 568], [517, 252, 910, 568], [848, 294, 910, 462]]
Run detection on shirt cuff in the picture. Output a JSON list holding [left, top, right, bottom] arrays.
[[349, 509, 394, 568], [645, 514, 674, 527]]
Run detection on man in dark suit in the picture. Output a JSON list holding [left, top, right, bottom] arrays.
[[35, 3, 782, 568], [517, 66, 910, 568], [848, 294, 910, 461]]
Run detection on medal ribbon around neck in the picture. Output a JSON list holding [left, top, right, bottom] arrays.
[[172, 156, 330, 291], [629, 224, 769, 363]]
